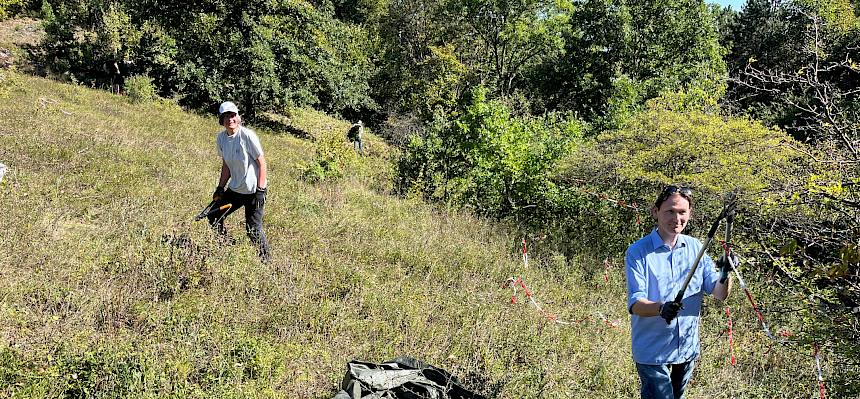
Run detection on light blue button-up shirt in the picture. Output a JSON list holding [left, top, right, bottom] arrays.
[[625, 230, 719, 365]]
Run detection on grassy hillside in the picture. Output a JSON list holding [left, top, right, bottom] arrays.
[[0, 73, 819, 398]]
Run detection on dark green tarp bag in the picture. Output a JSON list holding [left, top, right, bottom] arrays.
[[332, 357, 486, 399]]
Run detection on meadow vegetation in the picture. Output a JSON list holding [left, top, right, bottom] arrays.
[[0, 72, 832, 398], [1, 0, 859, 396]]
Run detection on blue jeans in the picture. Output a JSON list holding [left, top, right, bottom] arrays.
[[636, 361, 696, 399]]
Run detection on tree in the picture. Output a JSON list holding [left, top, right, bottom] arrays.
[[727, 0, 860, 145], [371, 0, 452, 115], [371, 0, 568, 122], [723, 0, 807, 124], [396, 86, 581, 219], [326, 0, 387, 23], [531, 0, 726, 127], [37, 0, 378, 116], [557, 91, 801, 253], [401, 44, 469, 120], [447, 0, 568, 97]]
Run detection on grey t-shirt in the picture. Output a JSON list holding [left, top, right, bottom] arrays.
[[217, 126, 265, 194]]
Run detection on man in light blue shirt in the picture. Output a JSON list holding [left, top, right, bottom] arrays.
[[625, 186, 733, 398]]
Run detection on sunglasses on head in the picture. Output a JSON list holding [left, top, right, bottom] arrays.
[[662, 185, 692, 197], [655, 185, 693, 207]]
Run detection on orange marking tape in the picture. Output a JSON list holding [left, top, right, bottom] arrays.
[[726, 306, 736, 365]]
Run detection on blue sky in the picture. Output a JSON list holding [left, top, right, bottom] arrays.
[[710, 0, 746, 10]]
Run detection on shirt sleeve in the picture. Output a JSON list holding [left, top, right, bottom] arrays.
[[246, 129, 264, 160], [626, 247, 648, 314], [215, 133, 223, 158], [701, 253, 719, 295]]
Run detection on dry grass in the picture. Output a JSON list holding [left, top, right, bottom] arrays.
[[0, 17, 42, 48], [0, 73, 818, 398]]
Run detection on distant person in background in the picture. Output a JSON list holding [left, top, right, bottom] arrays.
[[625, 185, 736, 399], [348, 120, 364, 155], [102, 59, 133, 95], [208, 101, 271, 263]]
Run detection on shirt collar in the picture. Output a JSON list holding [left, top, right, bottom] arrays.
[[224, 126, 242, 138], [649, 229, 687, 250]]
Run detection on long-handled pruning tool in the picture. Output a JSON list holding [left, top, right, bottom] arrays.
[[670, 193, 738, 313], [194, 200, 232, 224], [723, 209, 785, 343], [713, 194, 785, 342]]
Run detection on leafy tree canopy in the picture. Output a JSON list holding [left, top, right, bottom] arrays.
[[530, 0, 726, 127], [38, 0, 377, 116]]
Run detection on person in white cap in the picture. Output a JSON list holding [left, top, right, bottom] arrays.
[[207, 101, 271, 262], [348, 120, 364, 154]]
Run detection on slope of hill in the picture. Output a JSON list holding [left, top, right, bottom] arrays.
[[0, 73, 817, 398]]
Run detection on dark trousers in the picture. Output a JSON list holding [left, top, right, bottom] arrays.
[[207, 189, 270, 262]]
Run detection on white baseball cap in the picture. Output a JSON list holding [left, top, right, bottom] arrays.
[[218, 101, 239, 115]]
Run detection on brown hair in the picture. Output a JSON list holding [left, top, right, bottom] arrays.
[[654, 185, 693, 209]]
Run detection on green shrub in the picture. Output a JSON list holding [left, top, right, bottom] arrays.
[[124, 75, 156, 103], [55, 348, 144, 398], [301, 129, 358, 183], [0, 0, 25, 20], [556, 91, 801, 254], [396, 86, 583, 220], [39, 0, 52, 20]]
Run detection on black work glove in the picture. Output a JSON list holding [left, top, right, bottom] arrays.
[[717, 252, 740, 283], [254, 186, 267, 208], [213, 186, 225, 201], [660, 301, 684, 324]]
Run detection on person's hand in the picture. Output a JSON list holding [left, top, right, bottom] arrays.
[[254, 187, 267, 208], [660, 301, 684, 324], [717, 252, 740, 283], [213, 186, 225, 201]]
